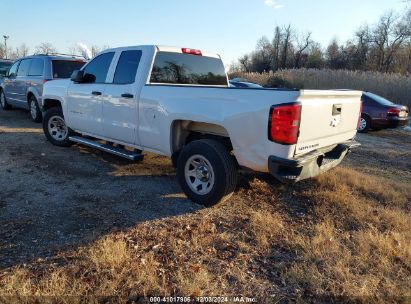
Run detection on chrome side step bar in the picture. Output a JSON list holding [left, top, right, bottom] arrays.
[[69, 136, 144, 161]]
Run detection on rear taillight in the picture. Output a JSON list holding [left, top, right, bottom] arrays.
[[43, 79, 52, 84], [182, 48, 202, 56], [268, 103, 301, 145], [387, 108, 400, 116], [357, 99, 363, 129]]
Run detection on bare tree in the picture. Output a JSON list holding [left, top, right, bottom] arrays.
[[294, 32, 312, 68], [272, 26, 282, 71], [0, 45, 6, 59], [16, 43, 30, 58], [91, 45, 110, 57], [34, 42, 57, 55], [280, 25, 292, 69], [371, 12, 411, 72]]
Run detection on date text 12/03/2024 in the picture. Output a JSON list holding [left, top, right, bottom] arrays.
[[149, 296, 258, 303]]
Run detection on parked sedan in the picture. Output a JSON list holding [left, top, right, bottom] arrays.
[[359, 92, 409, 133]]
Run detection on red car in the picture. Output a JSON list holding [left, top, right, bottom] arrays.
[[359, 92, 409, 133]]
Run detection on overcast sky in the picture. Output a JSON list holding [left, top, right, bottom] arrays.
[[0, 0, 408, 64]]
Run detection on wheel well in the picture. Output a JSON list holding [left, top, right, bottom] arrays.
[[27, 92, 35, 104], [171, 120, 234, 154], [43, 99, 62, 111]]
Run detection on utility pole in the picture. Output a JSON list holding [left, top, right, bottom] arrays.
[[3, 35, 9, 59]]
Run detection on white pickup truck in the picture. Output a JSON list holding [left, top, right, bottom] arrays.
[[41, 45, 361, 206]]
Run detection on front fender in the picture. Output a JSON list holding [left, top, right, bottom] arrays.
[[42, 79, 70, 110]]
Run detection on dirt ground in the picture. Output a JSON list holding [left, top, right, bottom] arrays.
[[0, 108, 410, 272], [0, 109, 202, 270]]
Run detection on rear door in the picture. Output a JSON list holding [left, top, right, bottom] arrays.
[[103, 49, 143, 144], [27, 58, 45, 98], [295, 90, 362, 156], [66, 52, 115, 136]]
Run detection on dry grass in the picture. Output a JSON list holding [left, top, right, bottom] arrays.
[[0, 166, 410, 302], [232, 69, 411, 108]]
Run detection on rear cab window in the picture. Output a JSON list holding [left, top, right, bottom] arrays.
[[150, 52, 228, 86], [52, 60, 85, 79]]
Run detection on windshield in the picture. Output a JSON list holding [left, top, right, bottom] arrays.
[[0, 61, 13, 76], [150, 52, 228, 86], [365, 92, 395, 106], [52, 60, 86, 79]]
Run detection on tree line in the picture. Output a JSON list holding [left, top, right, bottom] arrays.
[[233, 8, 411, 74], [0, 42, 108, 60]]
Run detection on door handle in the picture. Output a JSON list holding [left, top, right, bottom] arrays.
[[92, 91, 102, 96], [121, 93, 134, 98]]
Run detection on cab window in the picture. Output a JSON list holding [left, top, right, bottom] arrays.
[[7, 61, 19, 78], [17, 59, 31, 77], [28, 59, 44, 76], [113, 50, 142, 84], [83, 52, 115, 83]]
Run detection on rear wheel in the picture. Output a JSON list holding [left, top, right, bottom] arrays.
[[43, 107, 74, 147], [358, 114, 370, 133], [177, 139, 238, 207], [0, 90, 11, 110], [29, 95, 42, 122]]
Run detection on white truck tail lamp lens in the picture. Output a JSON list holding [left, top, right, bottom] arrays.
[[182, 48, 202, 56], [268, 103, 302, 145]]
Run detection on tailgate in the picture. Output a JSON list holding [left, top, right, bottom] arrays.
[[295, 90, 362, 156]]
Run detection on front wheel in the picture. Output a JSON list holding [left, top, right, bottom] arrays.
[[177, 139, 238, 207], [42, 107, 74, 147]]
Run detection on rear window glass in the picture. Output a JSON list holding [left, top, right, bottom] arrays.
[[52, 60, 85, 79], [0, 62, 12, 76], [150, 52, 228, 86], [365, 92, 394, 106], [28, 59, 44, 76]]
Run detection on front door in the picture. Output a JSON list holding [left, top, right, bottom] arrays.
[[66, 52, 115, 136], [14, 59, 31, 106], [3, 61, 20, 104]]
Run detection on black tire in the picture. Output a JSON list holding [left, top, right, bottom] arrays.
[[29, 95, 42, 123], [42, 107, 74, 147], [358, 114, 371, 133], [177, 139, 238, 207], [0, 89, 11, 110], [171, 150, 181, 169]]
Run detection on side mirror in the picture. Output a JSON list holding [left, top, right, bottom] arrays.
[[71, 70, 84, 83]]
